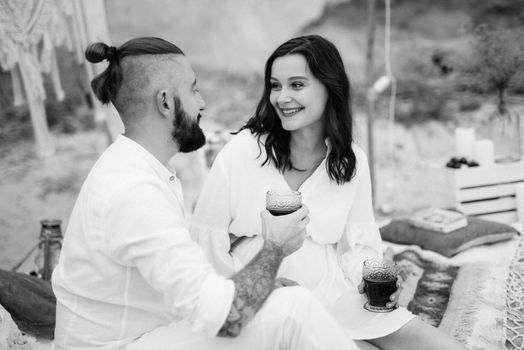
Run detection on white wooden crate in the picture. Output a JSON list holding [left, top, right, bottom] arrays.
[[443, 161, 524, 225]]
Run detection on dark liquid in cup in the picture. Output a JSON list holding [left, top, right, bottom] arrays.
[[268, 209, 297, 216], [364, 277, 397, 308]]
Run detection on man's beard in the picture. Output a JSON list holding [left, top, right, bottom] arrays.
[[171, 97, 206, 153]]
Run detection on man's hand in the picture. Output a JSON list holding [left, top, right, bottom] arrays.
[[260, 205, 310, 256]]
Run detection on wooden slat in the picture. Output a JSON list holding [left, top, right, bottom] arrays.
[[452, 161, 524, 188], [456, 183, 517, 202], [473, 211, 518, 224], [441, 161, 524, 226], [517, 184, 524, 224], [457, 197, 517, 215]]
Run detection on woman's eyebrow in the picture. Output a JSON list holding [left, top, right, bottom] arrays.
[[288, 75, 308, 80], [270, 75, 308, 80]]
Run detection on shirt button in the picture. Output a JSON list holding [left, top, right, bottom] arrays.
[[169, 176, 175, 181]]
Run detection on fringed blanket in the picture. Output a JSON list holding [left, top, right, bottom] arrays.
[[389, 237, 524, 350], [505, 238, 524, 350], [0, 304, 37, 350]]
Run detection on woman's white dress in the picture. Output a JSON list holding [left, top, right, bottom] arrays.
[[190, 130, 414, 340]]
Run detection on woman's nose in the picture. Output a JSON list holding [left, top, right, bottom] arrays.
[[277, 89, 292, 105]]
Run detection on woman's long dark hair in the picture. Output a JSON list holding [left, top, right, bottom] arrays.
[[85, 37, 184, 107], [239, 35, 356, 185]]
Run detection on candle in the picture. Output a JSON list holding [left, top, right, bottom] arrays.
[[474, 139, 495, 166], [455, 128, 476, 159]]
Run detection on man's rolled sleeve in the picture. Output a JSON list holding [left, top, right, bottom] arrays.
[[192, 273, 235, 336]]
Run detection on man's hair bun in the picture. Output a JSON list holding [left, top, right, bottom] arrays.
[[85, 42, 117, 63]]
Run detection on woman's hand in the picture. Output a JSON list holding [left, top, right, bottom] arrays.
[[260, 205, 310, 257], [386, 278, 402, 309], [358, 277, 403, 309]]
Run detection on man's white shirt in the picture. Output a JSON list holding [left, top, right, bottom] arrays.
[[52, 135, 234, 349]]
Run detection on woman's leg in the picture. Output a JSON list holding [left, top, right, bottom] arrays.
[[366, 318, 466, 350]]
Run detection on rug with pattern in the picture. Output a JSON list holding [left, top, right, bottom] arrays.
[[393, 249, 458, 326], [392, 238, 524, 350]]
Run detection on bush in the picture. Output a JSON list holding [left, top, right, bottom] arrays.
[[468, 0, 524, 28], [458, 24, 524, 113]]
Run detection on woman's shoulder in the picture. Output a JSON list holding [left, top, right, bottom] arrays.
[[231, 128, 260, 145], [215, 129, 266, 164], [226, 129, 264, 150]]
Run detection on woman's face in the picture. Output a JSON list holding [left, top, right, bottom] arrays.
[[269, 54, 328, 133]]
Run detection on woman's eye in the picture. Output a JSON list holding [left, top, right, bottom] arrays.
[[270, 82, 281, 90], [291, 82, 304, 89]]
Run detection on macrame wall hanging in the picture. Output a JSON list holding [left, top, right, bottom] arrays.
[[0, 0, 111, 157]]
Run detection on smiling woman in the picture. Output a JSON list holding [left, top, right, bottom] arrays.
[[191, 34, 468, 350]]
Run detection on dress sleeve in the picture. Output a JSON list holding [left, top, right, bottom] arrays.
[[190, 154, 239, 277], [104, 180, 235, 337], [337, 149, 383, 288]]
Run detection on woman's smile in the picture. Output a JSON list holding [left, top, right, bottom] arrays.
[[280, 107, 305, 117]]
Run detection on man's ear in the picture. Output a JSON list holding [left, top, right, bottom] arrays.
[[156, 90, 174, 119]]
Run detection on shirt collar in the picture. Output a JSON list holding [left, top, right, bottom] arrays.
[[115, 134, 176, 181]]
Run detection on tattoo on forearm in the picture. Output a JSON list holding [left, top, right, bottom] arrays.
[[218, 240, 283, 337]]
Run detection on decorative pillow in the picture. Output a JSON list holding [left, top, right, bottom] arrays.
[[379, 217, 519, 257], [0, 269, 55, 339]]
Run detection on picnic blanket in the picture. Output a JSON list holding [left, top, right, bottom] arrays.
[[390, 236, 524, 350], [0, 303, 37, 350], [505, 238, 524, 350]]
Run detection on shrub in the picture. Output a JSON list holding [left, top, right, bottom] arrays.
[[461, 24, 524, 112]]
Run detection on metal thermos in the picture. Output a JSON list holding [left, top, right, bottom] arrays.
[[35, 219, 63, 280]]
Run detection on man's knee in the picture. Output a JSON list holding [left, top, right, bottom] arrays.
[[251, 287, 318, 339], [261, 286, 320, 321]]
